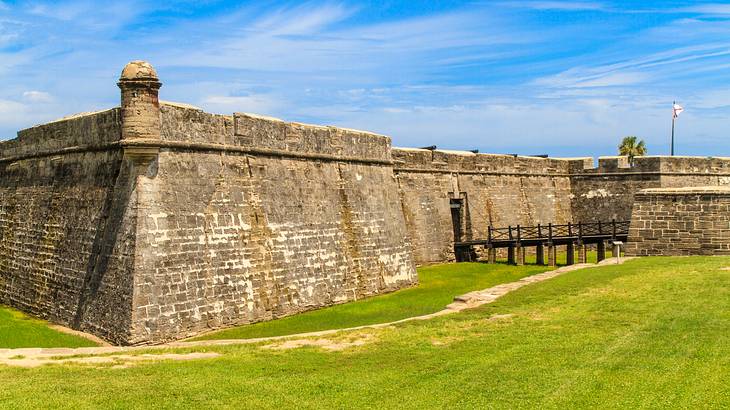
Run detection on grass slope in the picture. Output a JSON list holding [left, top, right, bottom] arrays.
[[0, 307, 98, 349], [1, 257, 728, 409], [195, 262, 549, 340]]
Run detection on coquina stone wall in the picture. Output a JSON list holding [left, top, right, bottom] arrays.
[[570, 156, 730, 225], [3, 60, 730, 344], [0, 61, 416, 345], [393, 152, 730, 264], [625, 187, 730, 256], [129, 105, 416, 343], [0, 109, 142, 344], [393, 148, 575, 263]]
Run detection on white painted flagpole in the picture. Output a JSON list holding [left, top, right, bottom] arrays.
[[671, 101, 675, 156]]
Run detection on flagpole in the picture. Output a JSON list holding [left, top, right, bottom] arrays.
[[671, 100, 675, 156]]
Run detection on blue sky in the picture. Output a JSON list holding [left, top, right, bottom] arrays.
[[1, 0, 730, 157]]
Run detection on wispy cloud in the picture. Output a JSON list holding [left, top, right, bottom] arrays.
[[502, 1, 606, 11], [200, 94, 283, 114], [681, 4, 730, 15]]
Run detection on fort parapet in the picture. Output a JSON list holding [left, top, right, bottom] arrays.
[[2, 61, 730, 344]]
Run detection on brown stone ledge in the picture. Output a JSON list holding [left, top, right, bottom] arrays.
[[0, 139, 395, 166]]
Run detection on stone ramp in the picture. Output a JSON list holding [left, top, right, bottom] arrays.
[[447, 258, 631, 310]]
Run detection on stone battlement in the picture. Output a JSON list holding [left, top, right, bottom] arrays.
[[0, 109, 121, 161], [392, 148, 573, 175]]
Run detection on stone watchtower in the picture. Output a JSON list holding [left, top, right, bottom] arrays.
[[117, 60, 162, 161]]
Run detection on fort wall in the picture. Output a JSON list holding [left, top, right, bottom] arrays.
[[3, 60, 730, 344], [0, 109, 141, 344], [626, 187, 730, 256], [392, 149, 575, 263], [129, 105, 415, 343], [570, 156, 730, 226]]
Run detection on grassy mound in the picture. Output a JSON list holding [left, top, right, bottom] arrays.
[[0, 307, 98, 348]]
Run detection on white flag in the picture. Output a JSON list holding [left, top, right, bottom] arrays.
[[673, 103, 684, 118]]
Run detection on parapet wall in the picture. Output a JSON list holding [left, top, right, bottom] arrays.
[[626, 187, 730, 256], [0, 109, 122, 159]]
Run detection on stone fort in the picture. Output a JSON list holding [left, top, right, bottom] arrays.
[[2, 61, 729, 345]]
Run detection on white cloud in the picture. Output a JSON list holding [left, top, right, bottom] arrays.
[[251, 3, 356, 35], [0, 99, 26, 117], [200, 94, 284, 115], [688, 89, 730, 109], [681, 4, 730, 15], [500, 1, 605, 11], [22, 90, 53, 103], [0, 99, 30, 138]]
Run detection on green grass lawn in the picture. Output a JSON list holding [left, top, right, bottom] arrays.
[[0, 306, 98, 349], [1, 256, 728, 409], [194, 262, 550, 340], [503, 249, 615, 265]]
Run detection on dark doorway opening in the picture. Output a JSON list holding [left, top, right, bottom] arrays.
[[450, 199, 462, 243], [450, 198, 473, 262]]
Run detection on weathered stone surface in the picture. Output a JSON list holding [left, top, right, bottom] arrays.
[[393, 149, 576, 263], [625, 186, 730, 256], [3, 60, 730, 344], [0, 110, 137, 345], [127, 105, 415, 343], [0, 62, 417, 345]]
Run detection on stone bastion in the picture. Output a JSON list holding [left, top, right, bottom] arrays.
[[1, 61, 730, 345]]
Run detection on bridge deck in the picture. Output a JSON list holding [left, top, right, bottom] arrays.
[[454, 220, 630, 265], [455, 220, 630, 249]]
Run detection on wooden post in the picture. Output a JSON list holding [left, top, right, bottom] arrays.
[[548, 243, 557, 267], [597, 240, 606, 262], [516, 244, 524, 266], [508, 245, 515, 265], [578, 222, 583, 240], [548, 223, 553, 242], [612, 218, 617, 239], [566, 242, 575, 265], [536, 243, 545, 265], [515, 225, 523, 265], [577, 242, 587, 264], [488, 246, 496, 264]]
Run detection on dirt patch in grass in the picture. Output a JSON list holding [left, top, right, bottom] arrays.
[[263, 333, 376, 351], [488, 313, 515, 321], [48, 325, 111, 346], [2, 352, 220, 368]]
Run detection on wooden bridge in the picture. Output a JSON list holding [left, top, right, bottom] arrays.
[[454, 220, 630, 266]]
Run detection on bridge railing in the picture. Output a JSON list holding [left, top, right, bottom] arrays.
[[486, 220, 630, 243]]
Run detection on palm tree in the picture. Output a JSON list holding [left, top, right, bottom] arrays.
[[618, 136, 647, 166]]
